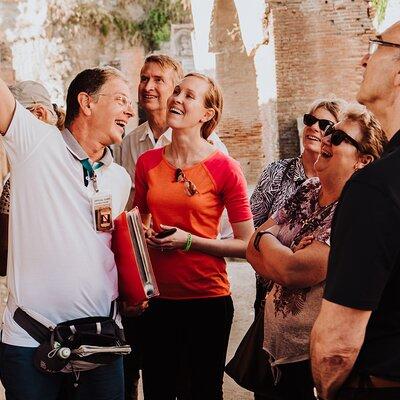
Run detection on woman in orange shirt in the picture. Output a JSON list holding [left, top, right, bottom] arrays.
[[134, 73, 254, 399]]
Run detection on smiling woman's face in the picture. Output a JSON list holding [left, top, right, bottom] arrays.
[[166, 76, 211, 131], [315, 118, 364, 181], [302, 106, 337, 155]]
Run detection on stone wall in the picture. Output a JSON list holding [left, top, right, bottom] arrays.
[[0, 34, 14, 84], [0, 0, 146, 127], [269, 0, 374, 158], [210, 0, 265, 184]]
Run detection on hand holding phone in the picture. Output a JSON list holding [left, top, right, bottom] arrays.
[[154, 228, 177, 239]]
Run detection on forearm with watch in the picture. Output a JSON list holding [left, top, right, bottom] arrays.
[[247, 226, 295, 284], [253, 229, 276, 252]]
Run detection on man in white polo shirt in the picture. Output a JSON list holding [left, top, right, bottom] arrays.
[[0, 66, 133, 399]]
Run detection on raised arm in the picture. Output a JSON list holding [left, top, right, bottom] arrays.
[[311, 300, 371, 400], [0, 78, 16, 135]]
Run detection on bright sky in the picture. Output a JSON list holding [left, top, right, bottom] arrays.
[[191, 0, 276, 104], [191, 0, 215, 71], [378, 0, 400, 31]]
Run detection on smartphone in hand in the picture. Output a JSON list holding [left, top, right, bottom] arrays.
[[154, 228, 177, 239]]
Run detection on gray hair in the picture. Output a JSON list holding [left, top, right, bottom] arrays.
[[340, 103, 387, 160], [308, 97, 347, 123]]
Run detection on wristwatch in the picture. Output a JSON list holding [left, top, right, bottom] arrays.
[[253, 230, 275, 251]]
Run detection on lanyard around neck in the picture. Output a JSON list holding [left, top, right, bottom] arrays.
[[80, 158, 103, 192]]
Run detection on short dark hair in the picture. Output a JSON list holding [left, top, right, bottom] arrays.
[[65, 66, 127, 127]]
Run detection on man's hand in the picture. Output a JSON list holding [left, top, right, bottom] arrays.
[[120, 300, 149, 317], [292, 235, 314, 252]]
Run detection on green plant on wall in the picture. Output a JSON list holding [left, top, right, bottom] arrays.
[[137, 0, 190, 50], [371, 0, 388, 23], [60, 0, 191, 51]]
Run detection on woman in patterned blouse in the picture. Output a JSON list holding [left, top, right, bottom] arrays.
[[247, 104, 387, 400], [251, 98, 344, 317]]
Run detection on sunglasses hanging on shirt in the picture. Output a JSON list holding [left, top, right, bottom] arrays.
[[175, 168, 199, 197]]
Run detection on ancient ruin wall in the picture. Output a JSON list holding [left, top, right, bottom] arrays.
[[269, 0, 374, 158], [0, 0, 145, 120], [210, 0, 265, 184]]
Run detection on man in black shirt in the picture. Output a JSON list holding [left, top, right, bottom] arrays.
[[311, 21, 400, 400]]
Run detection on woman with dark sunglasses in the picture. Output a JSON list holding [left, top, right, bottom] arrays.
[[250, 99, 343, 358], [246, 104, 387, 400], [133, 73, 254, 399]]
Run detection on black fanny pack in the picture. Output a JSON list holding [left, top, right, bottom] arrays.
[[13, 303, 131, 374]]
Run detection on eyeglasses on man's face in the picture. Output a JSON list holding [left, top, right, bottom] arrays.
[[96, 93, 133, 109], [368, 38, 400, 55]]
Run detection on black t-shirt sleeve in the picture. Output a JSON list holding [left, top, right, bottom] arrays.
[[324, 180, 400, 310]]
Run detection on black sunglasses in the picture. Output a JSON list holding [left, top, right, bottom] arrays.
[[303, 114, 334, 132], [324, 125, 362, 151]]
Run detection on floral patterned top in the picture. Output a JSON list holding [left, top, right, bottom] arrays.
[[250, 157, 307, 291], [263, 177, 338, 368]]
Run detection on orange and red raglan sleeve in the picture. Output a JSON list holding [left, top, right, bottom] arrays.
[[205, 154, 253, 224]]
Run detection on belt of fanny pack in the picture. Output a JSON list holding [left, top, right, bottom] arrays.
[[12, 302, 131, 375], [13, 301, 119, 344]]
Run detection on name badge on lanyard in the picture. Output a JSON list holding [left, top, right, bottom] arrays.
[[91, 191, 113, 232], [82, 159, 114, 232]]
